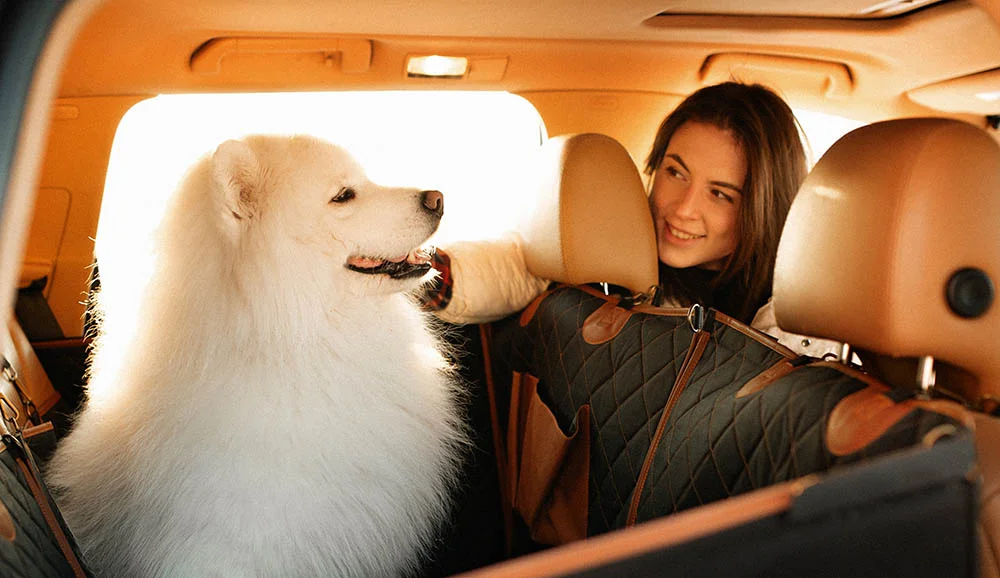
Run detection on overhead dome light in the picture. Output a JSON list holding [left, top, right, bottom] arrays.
[[858, 0, 933, 17], [406, 55, 468, 79], [975, 91, 1000, 102]]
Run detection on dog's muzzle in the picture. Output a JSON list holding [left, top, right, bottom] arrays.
[[346, 248, 434, 279]]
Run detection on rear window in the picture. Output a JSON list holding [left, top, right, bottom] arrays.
[[98, 90, 546, 250], [794, 108, 866, 167]]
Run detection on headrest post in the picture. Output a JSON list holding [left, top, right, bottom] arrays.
[[837, 343, 852, 366], [917, 355, 937, 400]]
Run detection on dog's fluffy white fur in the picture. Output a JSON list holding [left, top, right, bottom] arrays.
[[47, 135, 466, 577]]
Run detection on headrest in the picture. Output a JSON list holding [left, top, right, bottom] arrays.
[[521, 133, 659, 296], [774, 118, 1000, 389]]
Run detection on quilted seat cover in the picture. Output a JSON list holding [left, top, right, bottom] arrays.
[[489, 285, 971, 538], [0, 435, 89, 577]]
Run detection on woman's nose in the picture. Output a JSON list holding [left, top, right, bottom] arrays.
[[674, 185, 701, 219]]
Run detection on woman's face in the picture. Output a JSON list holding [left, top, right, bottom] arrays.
[[648, 121, 746, 271]]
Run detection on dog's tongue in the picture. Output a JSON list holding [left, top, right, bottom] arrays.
[[347, 248, 433, 271], [408, 248, 433, 264], [347, 256, 386, 268]]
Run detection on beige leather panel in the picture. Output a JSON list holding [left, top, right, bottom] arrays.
[[4, 322, 60, 416], [521, 134, 659, 295], [774, 118, 1000, 391]]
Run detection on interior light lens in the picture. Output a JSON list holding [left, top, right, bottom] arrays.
[[406, 55, 469, 79], [975, 91, 1000, 102]]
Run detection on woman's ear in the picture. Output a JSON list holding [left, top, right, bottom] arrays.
[[211, 139, 259, 221]]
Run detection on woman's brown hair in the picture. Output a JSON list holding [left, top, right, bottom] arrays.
[[644, 82, 808, 322]]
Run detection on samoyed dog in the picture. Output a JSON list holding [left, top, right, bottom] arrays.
[[47, 135, 466, 577]]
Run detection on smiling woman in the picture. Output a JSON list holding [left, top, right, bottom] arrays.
[[642, 82, 808, 324]]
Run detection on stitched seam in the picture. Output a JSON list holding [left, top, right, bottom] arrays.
[[608, 337, 640, 486], [638, 316, 652, 480]]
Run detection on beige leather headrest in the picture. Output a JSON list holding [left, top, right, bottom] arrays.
[[774, 118, 1000, 387], [521, 133, 659, 295]]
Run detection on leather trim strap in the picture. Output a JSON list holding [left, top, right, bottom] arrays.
[[0, 497, 14, 542], [826, 385, 975, 456], [4, 439, 86, 578], [478, 323, 514, 558], [626, 324, 712, 527], [815, 360, 976, 456], [521, 283, 690, 328], [454, 477, 816, 578], [21, 421, 54, 439], [713, 309, 797, 358], [582, 301, 634, 345], [735, 359, 797, 399], [807, 359, 885, 387], [826, 386, 920, 456], [735, 356, 814, 399], [519, 287, 558, 327]]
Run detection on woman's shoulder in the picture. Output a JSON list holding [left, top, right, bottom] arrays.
[[750, 299, 841, 359]]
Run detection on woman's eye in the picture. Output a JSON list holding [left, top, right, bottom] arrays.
[[711, 189, 735, 203], [665, 166, 686, 180], [330, 187, 356, 203]]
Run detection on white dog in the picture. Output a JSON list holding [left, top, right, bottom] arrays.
[[47, 135, 466, 577]]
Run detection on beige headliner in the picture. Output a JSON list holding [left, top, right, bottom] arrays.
[[58, 0, 1000, 119]]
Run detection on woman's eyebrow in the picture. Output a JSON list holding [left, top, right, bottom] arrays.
[[710, 180, 744, 196], [664, 153, 689, 173]]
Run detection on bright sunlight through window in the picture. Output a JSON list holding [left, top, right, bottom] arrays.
[[794, 108, 866, 168], [95, 91, 545, 350]]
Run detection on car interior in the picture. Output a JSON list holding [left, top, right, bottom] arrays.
[[2, 0, 1000, 576]]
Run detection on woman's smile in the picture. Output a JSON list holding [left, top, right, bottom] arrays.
[[665, 223, 705, 242]]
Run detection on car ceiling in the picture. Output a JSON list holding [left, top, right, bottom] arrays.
[[54, 0, 1000, 121]]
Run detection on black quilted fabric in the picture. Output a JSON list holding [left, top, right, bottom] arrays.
[[490, 285, 968, 536], [0, 443, 77, 577], [493, 287, 694, 534]]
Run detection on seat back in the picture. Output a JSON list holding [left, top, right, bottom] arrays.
[[774, 118, 1000, 399]]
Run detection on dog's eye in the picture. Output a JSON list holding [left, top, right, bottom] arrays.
[[330, 187, 356, 204]]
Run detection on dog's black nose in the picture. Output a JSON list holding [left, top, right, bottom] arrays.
[[421, 190, 444, 218]]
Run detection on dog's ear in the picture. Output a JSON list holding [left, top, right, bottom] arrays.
[[212, 139, 260, 221]]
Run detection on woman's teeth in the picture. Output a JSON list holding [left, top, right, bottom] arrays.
[[669, 225, 704, 240]]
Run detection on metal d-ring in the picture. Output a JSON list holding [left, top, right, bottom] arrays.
[[0, 396, 18, 435], [687, 303, 706, 333]]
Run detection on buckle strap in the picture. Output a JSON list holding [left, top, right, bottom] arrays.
[[1, 358, 39, 426]]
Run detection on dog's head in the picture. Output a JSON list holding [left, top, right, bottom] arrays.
[[210, 134, 442, 295]]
